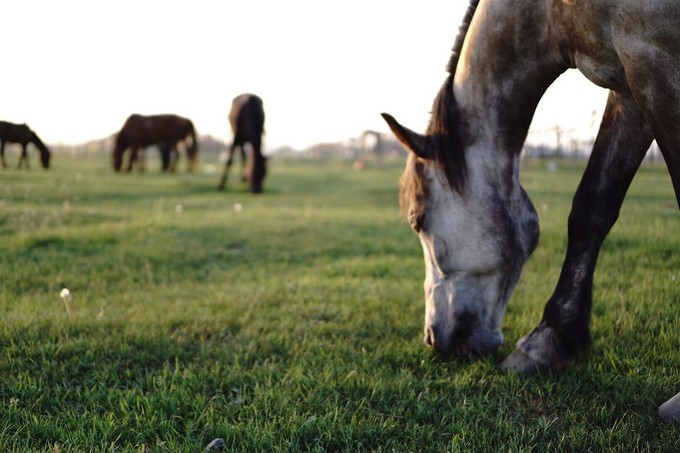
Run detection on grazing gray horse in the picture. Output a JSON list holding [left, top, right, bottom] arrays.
[[383, 0, 680, 420]]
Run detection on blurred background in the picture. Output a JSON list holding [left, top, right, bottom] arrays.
[[1, 0, 662, 162]]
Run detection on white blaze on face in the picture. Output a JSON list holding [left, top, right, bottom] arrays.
[[417, 163, 534, 355]]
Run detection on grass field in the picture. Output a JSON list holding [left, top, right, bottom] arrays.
[[1, 153, 678, 451]]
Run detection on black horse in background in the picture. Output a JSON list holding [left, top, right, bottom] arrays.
[[112, 114, 198, 173], [0, 121, 51, 169], [218, 94, 266, 193]]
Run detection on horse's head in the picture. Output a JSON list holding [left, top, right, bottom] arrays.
[[112, 137, 126, 172], [40, 149, 51, 169], [250, 155, 267, 194], [112, 147, 123, 172], [382, 112, 539, 357], [29, 131, 51, 169]]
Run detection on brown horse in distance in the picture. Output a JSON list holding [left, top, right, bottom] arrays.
[[218, 94, 266, 193], [0, 121, 51, 169], [112, 114, 198, 173]]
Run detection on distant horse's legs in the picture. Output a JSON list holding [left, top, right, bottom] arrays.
[[502, 91, 653, 372], [126, 147, 138, 172], [249, 139, 266, 193], [168, 142, 180, 173], [240, 144, 248, 183], [250, 154, 266, 194], [0, 140, 6, 168], [218, 142, 239, 191], [159, 142, 171, 171], [17, 144, 28, 169]]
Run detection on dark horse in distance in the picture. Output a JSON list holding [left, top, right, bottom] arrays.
[[112, 114, 198, 173], [383, 0, 680, 419], [0, 121, 51, 169], [218, 94, 266, 193]]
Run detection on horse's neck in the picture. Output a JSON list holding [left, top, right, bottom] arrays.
[[456, 0, 565, 158], [30, 134, 47, 153], [453, 0, 566, 195]]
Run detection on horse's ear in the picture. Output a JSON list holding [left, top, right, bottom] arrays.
[[381, 113, 431, 160]]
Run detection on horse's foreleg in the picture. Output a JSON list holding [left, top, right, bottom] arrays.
[[218, 143, 238, 191], [0, 141, 6, 168], [249, 140, 265, 193], [18, 144, 28, 169], [501, 91, 653, 373], [240, 144, 248, 183], [159, 143, 171, 172], [126, 148, 137, 172]]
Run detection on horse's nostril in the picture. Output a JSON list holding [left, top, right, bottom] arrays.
[[424, 326, 435, 347]]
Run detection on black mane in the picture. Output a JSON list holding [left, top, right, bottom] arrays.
[[426, 0, 480, 193], [447, 0, 480, 74]]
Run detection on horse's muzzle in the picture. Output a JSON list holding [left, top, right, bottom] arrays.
[[424, 324, 471, 356], [424, 321, 502, 356]]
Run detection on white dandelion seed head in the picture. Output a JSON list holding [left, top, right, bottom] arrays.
[[60, 288, 70, 299], [233, 203, 243, 212]]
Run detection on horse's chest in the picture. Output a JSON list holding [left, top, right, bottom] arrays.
[[575, 51, 628, 92]]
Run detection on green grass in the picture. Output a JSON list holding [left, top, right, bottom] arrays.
[[1, 154, 678, 451]]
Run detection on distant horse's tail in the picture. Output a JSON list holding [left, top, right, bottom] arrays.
[[187, 122, 198, 172], [31, 131, 51, 169]]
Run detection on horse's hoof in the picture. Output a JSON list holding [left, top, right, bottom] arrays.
[[205, 438, 226, 451], [658, 391, 680, 421], [501, 322, 573, 374], [500, 348, 543, 374]]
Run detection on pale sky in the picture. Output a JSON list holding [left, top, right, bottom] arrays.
[[1, 1, 607, 151]]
